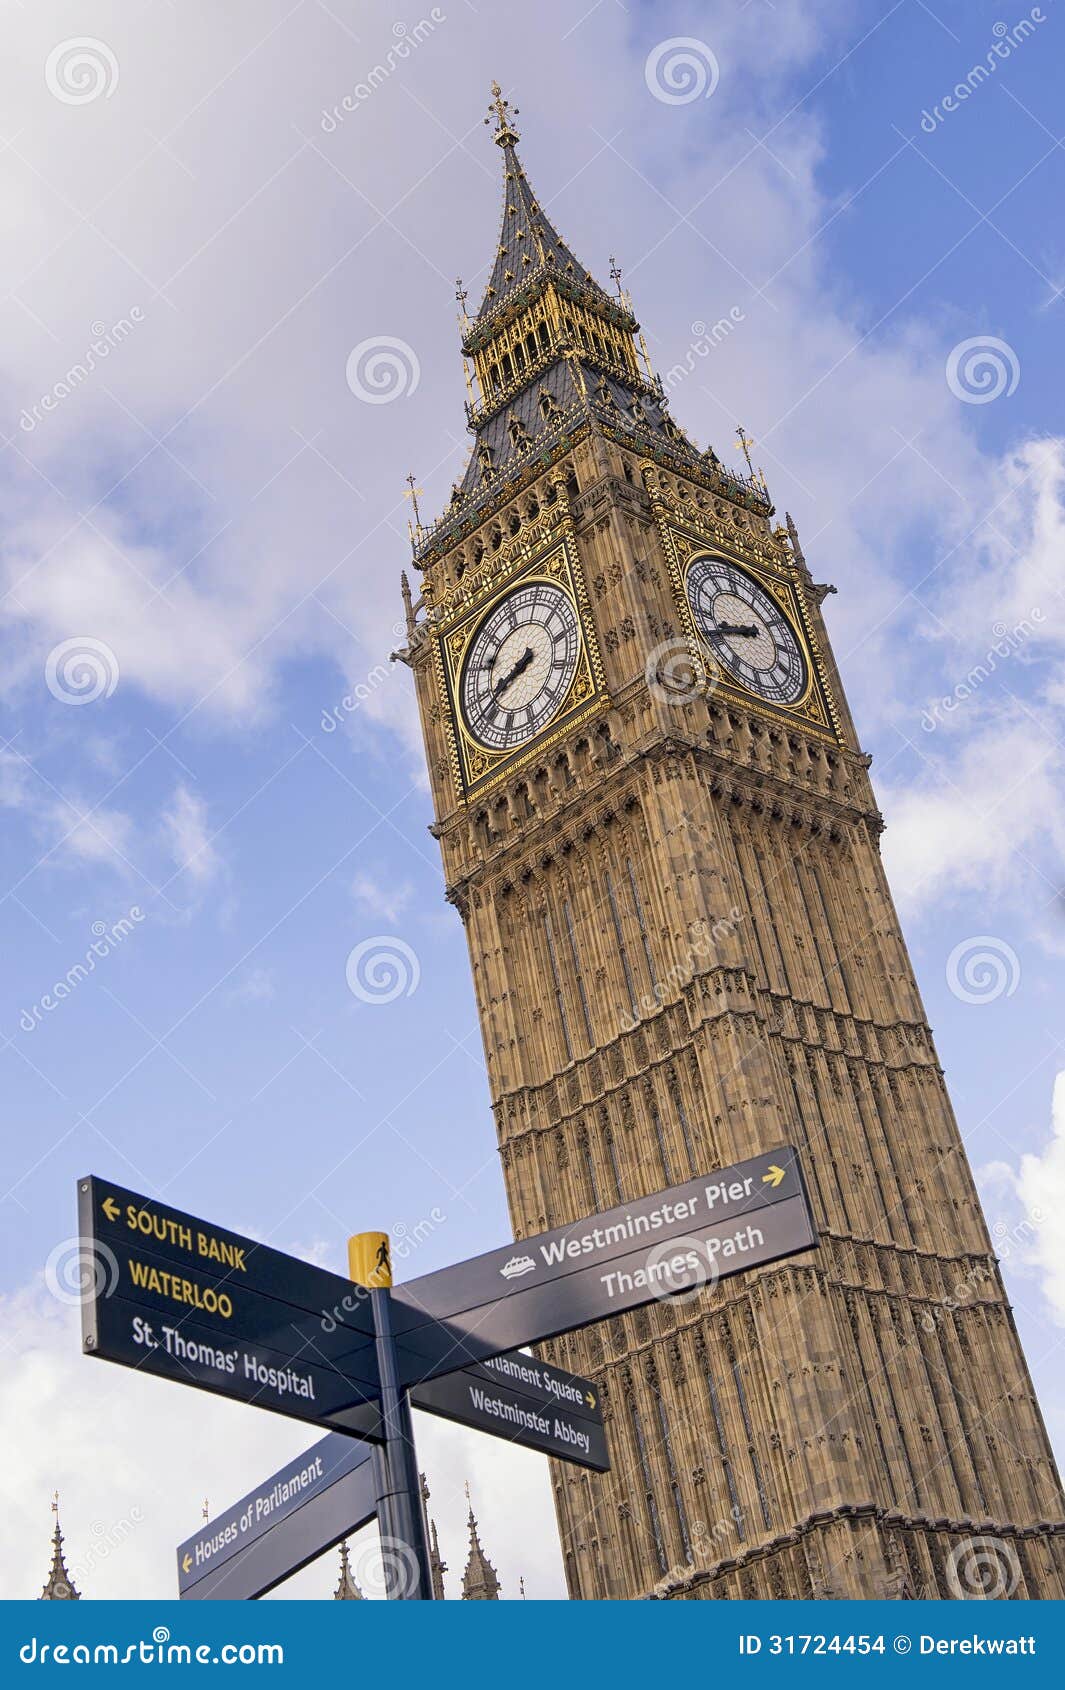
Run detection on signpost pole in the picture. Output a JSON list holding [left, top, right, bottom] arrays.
[[349, 1232, 432, 1601]]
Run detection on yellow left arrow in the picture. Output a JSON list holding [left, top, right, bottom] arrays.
[[102, 1196, 121, 1222], [182, 1553, 193, 1574]]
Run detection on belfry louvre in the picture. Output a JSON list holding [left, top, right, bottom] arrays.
[[396, 86, 1065, 1599]]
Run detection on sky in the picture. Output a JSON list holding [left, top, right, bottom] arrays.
[[1, 0, 1064, 1600]]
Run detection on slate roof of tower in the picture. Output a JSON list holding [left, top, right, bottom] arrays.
[[474, 139, 616, 325], [433, 359, 741, 534]]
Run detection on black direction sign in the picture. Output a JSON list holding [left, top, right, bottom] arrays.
[[89, 1295, 383, 1437], [178, 1435, 379, 1601], [392, 1146, 816, 1382], [412, 1359, 609, 1471], [78, 1177, 381, 1430]]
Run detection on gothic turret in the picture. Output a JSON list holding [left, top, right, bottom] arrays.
[[420, 1474, 448, 1600], [40, 1494, 80, 1600], [333, 1540, 363, 1600], [461, 1486, 500, 1600]]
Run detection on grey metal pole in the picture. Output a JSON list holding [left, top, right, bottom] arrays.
[[368, 1284, 433, 1601]]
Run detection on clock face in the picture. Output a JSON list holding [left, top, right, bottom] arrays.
[[686, 555, 807, 706], [460, 580, 581, 751]]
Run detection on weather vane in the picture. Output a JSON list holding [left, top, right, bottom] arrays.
[[609, 255, 624, 298], [734, 424, 756, 477], [404, 472, 424, 532], [485, 80, 519, 145]]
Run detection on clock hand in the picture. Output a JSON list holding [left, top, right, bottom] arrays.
[[709, 622, 759, 638], [493, 645, 535, 699]]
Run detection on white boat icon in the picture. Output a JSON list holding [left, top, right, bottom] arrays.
[[499, 1254, 536, 1281]]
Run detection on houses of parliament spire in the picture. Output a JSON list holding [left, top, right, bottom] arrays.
[[461, 1485, 500, 1601], [40, 1494, 80, 1601]]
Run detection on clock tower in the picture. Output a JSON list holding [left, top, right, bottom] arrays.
[[398, 85, 1065, 1599]]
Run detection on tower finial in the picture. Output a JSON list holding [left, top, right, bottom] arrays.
[[734, 424, 755, 477], [404, 473, 425, 553], [485, 81, 520, 147]]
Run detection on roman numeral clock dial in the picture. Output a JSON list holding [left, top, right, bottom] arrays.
[[686, 554, 807, 707], [460, 581, 581, 752]]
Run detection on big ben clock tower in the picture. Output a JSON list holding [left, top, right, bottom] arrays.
[[399, 85, 1065, 1599]]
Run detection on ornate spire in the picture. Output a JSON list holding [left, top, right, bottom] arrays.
[[473, 81, 613, 322], [429, 1518, 447, 1601], [461, 1484, 500, 1600], [486, 80, 520, 149], [411, 89, 769, 565], [420, 1473, 448, 1600], [40, 1493, 80, 1600], [333, 1540, 363, 1600]]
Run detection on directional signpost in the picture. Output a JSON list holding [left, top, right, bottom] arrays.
[[79, 1142, 817, 1599], [177, 1344, 607, 1601]]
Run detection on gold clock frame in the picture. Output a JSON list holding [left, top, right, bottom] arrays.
[[660, 523, 840, 742], [434, 535, 607, 800]]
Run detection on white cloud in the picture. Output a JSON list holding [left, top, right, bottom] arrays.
[[161, 783, 219, 884], [225, 966, 275, 1005], [977, 1073, 1065, 1333], [1016, 1071, 1065, 1326], [352, 871, 414, 925], [879, 438, 1065, 930], [46, 794, 136, 869], [0, 747, 136, 878], [881, 712, 1065, 913]]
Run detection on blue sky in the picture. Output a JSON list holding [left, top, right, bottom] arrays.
[[1, 0, 1063, 1598]]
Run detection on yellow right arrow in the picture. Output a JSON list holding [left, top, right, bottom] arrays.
[[182, 1553, 192, 1573], [585, 1391, 597, 1410], [762, 1164, 785, 1189], [102, 1196, 120, 1222]]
